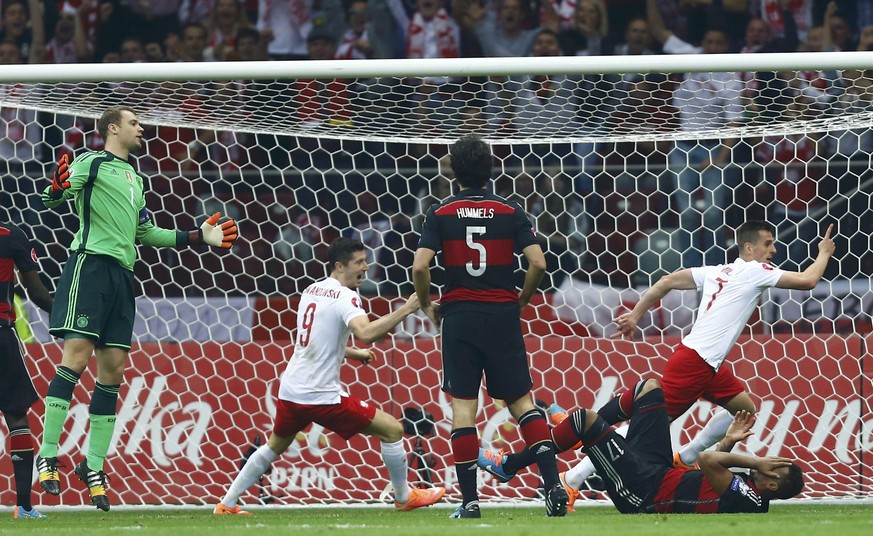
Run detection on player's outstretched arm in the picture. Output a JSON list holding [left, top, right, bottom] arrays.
[[348, 294, 420, 344], [776, 223, 835, 290], [612, 268, 696, 338], [139, 211, 239, 250]]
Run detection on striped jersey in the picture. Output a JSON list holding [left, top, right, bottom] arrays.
[[41, 150, 178, 271], [417, 187, 538, 315], [648, 469, 769, 514], [0, 222, 39, 327]]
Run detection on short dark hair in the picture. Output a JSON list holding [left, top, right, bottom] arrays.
[[326, 236, 365, 270], [775, 463, 805, 500], [98, 106, 136, 139], [235, 27, 260, 47], [735, 221, 775, 249], [449, 134, 492, 188]]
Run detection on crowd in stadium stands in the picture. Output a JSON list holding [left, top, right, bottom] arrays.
[[1, 0, 872, 299]]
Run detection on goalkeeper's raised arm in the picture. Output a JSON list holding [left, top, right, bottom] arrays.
[[39, 108, 238, 272], [34, 105, 237, 513]]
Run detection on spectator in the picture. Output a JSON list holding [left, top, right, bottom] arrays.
[[120, 0, 182, 43], [821, 0, 854, 51], [335, 0, 374, 59], [92, 0, 125, 60], [179, 0, 214, 25], [205, 0, 253, 61], [613, 16, 654, 55], [144, 40, 168, 61], [752, 0, 812, 42], [255, 0, 344, 59], [406, 0, 461, 58], [224, 26, 267, 61], [455, 0, 536, 57], [651, 0, 750, 47], [119, 37, 147, 63], [649, 0, 745, 266], [42, 4, 91, 63], [556, 0, 612, 56], [177, 22, 210, 61], [0, 0, 42, 63]]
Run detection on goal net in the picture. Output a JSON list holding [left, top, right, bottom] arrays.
[[1, 54, 871, 508]]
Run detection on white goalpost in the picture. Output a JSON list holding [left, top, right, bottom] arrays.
[[1, 53, 871, 507]]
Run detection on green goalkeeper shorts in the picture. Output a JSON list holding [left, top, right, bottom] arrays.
[[49, 252, 136, 350]]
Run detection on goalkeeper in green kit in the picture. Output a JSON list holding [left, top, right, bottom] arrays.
[[35, 106, 239, 512]]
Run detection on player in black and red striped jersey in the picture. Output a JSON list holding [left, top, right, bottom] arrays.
[[530, 377, 803, 513], [412, 134, 567, 519], [0, 219, 53, 519]]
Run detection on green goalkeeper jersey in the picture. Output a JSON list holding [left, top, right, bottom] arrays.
[[42, 150, 179, 271]]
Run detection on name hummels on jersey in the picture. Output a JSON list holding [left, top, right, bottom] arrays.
[[456, 207, 495, 218]]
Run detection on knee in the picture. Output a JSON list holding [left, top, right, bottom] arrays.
[[636, 378, 660, 400], [382, 418, 404, 443], [4, 412, 29, 429]]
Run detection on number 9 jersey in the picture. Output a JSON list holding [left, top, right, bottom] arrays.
[[278, 277, 367, 405]]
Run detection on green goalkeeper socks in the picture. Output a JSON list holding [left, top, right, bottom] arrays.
[[87, 383, 120, 472], [39, 366, 81, 459]]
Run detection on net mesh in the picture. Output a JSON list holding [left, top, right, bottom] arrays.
[[1, 58, 871, 506]]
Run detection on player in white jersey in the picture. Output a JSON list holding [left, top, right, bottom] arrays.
[[214, 237, 445, 514], [479, 221, 835, 511]]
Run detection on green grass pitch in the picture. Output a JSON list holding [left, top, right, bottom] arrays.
[[2, 503, 873, 536]]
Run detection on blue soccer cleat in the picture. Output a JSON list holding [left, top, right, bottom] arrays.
[[478, 448, 516, 483], [449, 502, 481, 519], [13, 506, 47, 519]]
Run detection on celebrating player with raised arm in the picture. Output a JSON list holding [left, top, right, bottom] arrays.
[[36, 106, 238, 512], [480, 221, 834, 510], [215, 237, 445, 515]]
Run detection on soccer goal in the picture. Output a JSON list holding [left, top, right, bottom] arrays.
[[1, 53, 870, 507]]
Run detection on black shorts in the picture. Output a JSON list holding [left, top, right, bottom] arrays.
[[440, 309, 532, 400], [582, 389, 672, 514], [0, 326, 39, 414], [49, 252, 135, 349]]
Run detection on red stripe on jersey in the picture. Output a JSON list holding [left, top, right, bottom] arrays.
[[0, 258, 13, 283], [0, 302, 12, 323], [442, 239, 515, 267], [442, 287, 518, 304], [435, 199, 518, 217]]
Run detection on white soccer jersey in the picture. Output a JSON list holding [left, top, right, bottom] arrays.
[[278, 277, 367, 405], [682, 258, 784, 370]]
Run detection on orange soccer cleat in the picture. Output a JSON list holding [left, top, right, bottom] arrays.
[[214, 503, 251, 515], [673, 451, 700, 471], [395, 486, 446, 511], [559, 471, 581, 513]]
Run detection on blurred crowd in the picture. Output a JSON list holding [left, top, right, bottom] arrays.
[[1, 0, 872, 299]]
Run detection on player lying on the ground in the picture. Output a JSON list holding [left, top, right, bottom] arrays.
[[480, 378, 803, 513]]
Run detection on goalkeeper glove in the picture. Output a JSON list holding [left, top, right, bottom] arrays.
[[193, 211, 239, 248], [48, 154, 71, 198]]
